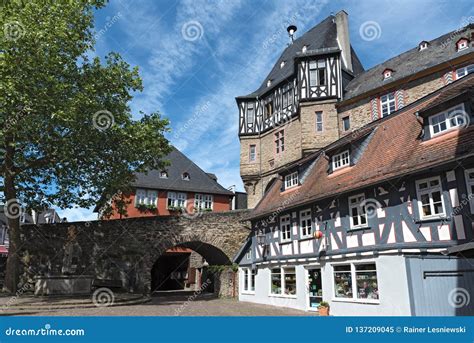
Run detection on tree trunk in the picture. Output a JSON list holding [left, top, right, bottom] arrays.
[[3, 139, 20, 294]]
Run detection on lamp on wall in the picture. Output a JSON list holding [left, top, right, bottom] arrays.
[[256, 233, 266, 246]]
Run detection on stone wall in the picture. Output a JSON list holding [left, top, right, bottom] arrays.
[[17, 210, 250, 297]]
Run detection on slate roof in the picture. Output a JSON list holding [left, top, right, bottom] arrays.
[[343, 24, 474, 101], [0, 207, 61, 226], [132, 148, 234, 196], [237, 14, 364, 99], [248, 74, 474, 220]]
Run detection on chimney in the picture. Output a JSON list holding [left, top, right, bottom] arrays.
[[334, 10, 353, 73]]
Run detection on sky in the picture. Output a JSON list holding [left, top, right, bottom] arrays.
[[58, 0, 474, 221]]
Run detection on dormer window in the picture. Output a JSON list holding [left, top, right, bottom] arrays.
[[302, 45, 308, 53], [382, 68, 393, 80], [267, 79, 272, 87], [280, 61, 285, 69], [428, 103, 467, 137], [456, 38, 469, 51], [418, 41, 429, 51], [182, 172, 190, 181], [284, 171, 298, 190], [160, 171, 168, 179], [332, 150, 350, 170]]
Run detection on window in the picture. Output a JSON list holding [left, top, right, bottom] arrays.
[[177, 192, 187, 208], [428, 104, 466, 136], [247, 103, 254, 125], [380, 92, 396, 117], [282, 86, 292, 108], [300, 209, 312, 238], [309, 60, 326, 87], [416, 176, 446, 219], [182, 172, 190, 181], [271, 268, 282, 295], [242, 268, 256, 293], [316, 111, 323, 132], [270, 267, 296, 296], [136, 189, 147, 205], [275, 130, 284, 154], [284, 172, 298, 189], [465, 169, 474, 213], [456, 64, 474, 79], [334, 263, 379, 301], [383, 69, 392, 79], [267, 79, 272, 87], [264, 101, 273, 120], [332, 150, 350, 170], [348, 194, 368, 229], [419, 41, 428, 51], [168, 192, 186, 208], [342, 116, 350, 131], [334, 265, 353, 298], [160, 170, 168, 179], [249, 145, 257, 162], [136, 189, 157, 206], [246, 249, 252, 260], [280, 215, 291, 242], [355, 264, 379, 300], [195, 194, 213, 210], [457, 39, 469, 51]]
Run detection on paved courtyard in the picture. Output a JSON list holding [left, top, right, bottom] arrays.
[[0, 293, 314, 316]]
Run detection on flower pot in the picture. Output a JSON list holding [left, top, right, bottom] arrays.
[[318, 306, 329, 316]]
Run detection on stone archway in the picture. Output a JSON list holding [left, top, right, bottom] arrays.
[[18, 210, 250, 296]]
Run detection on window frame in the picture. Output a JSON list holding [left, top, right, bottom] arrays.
[[284, 171, 298, 190], [242, 268, 256, 294], [136, 189, 157, 207], [428, 103, 467, 137], [380, 92, 396, 117], [415, 176, 446, 220], [332, 150, 350, 171], [280, 215, 292, 243], [135, 189, 147, 206], [455, 64, 474, 79], [160, 171, 168, 179], [194, 193, 213, 211], [465, 168, 474, 213], [457, 39, 469, 51], [348, 193, 368, 230], [247, 103, 255, 126], [316, 111, 323, 132], [270, 266, 297, 297], [332, 262, 379, 303], [249, 144, 257, 162], [275, 130, 285, 154], [299, 209, 313, 239], [342, 116, 350, 131], [309, 59, 326, 87]]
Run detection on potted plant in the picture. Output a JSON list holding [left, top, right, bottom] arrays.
[[318, 301, 330, 316]]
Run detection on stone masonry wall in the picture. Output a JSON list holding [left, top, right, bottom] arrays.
[[17, 210, 250, 297]]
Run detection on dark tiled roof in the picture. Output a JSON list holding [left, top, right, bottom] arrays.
[[132, 148, 234, 196], [343, 25, 474, 101], [238, 14, 364, 99], [249, 74, 474, 219]]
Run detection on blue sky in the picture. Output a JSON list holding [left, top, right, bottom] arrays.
[[59, 0, 474, 221]]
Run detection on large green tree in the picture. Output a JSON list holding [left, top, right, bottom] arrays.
[[0, 1, 171, 292]]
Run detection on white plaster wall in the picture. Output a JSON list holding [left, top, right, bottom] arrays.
[[239, 255, 413, 316]]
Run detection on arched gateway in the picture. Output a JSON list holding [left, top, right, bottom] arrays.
[[17, 210, 250, 296]]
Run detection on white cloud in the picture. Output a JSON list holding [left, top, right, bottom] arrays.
[[55, 207, 97, 223]]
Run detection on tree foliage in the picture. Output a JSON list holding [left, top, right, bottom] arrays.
[[0, 0, 171, 291]]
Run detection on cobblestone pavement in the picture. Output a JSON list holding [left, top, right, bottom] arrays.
[[1, 293, 315, 316]]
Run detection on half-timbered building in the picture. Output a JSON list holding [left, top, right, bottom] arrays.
[[235, 74, 474, 316], [238, 10, 474, 209]]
